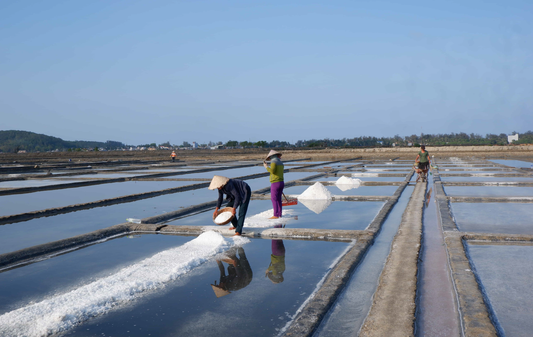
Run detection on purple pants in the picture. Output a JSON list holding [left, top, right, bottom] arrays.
[[270, 181, 284, 217], [271, 239, 285, 256]]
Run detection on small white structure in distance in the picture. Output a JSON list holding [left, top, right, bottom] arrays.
[[508, 134, 519, 144]]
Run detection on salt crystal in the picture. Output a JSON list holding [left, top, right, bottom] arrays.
[[214, 212, 233, 224], [335, 176, 362, 185], [297, 182, 332, 200]]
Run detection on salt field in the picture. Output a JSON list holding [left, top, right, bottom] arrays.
[[1, 155, 533, 336]]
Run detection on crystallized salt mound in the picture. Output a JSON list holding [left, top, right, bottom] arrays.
[[335, 176, 362, 192], [214, 211, 233, 224], [336, 176, 362, 185], [297, 182, 332, 200], [0, 231, 237, 337], [299, 198, 332, 214], [244, 209, 297, 228]]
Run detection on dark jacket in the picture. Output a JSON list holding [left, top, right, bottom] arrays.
[[216, 179, 250, 209]]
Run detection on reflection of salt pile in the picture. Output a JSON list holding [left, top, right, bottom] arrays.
[[214, 212, 233, 224], [0, 231, 248, 337], [335, 176, 362, 192], [297, 182, 333, 214]]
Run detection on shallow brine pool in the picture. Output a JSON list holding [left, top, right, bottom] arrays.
[[0, 180, 199, 217], [450, 203, 533, 234], [444, 186, 533, 197], [169, 200, 385, 231], [489, 159, 533, 169], [0, 233, 351, 337], [467, 243, 533, 336], [283, 184, 398, 196]]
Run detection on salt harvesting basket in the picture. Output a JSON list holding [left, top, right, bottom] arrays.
[[213, 207, 235, 225]]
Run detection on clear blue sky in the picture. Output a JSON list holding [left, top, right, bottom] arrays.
[[1, 0, 532, 145]]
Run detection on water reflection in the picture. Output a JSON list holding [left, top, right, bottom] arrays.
[[211, 247, 253, 298], [298, 198, 332, 214], [266, 224, 286, 284], [425, 187, 432, 208]]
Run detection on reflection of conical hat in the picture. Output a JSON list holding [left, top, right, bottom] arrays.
[[208, 175, 230, 190], [266, 150, 282, 160], [211, 284, 231, 298]]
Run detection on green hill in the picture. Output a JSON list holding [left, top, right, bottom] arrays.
[[0, 130, 125, 153]]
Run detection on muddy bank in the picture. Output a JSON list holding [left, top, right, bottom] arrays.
[[2, 146, 533, 164]]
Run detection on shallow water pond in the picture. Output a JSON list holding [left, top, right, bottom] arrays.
[[444, 186, 533, 197], [0, 234, 193, 314], [467, 243, 533, 336], [489, 159, 533, 168], [451, 203, 533, 234], [0, 234, 350, 337], [0, 179, 84, 188], [170, 200, 384, 231], [0, 188, 218, 254], [0, 180, 199, 217], [440, 176, 533, 182], [284, 185, 398, 196], [311, 176, 404, 182]]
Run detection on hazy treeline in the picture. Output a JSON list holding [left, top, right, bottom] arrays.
[[0, 131, 125, 153], [1, 130, 532, 153]]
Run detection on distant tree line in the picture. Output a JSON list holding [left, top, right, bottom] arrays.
[[0, 131, 127, 153], [1, 130, 533, 153]]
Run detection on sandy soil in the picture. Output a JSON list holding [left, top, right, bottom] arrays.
[[1, 146, 533, 164]]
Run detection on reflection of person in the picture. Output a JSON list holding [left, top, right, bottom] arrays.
[[415, 145, 430, 181], [265, 224, 286, 283], [170, 151, 177, 162], [425, 187, 432, 208], [211, 247, 253, 297], [263, 150, 284, 219], [209, 175, 251, 236]]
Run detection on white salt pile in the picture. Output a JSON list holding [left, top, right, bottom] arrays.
[[335, 176, 362, 192], [0, 231, 247, 337], [243, 209, 297, 228], [297, 182, 332, 200], [214, 211, 233, 224], [297, 182, 333, 214], [336, 176, 362, 185]]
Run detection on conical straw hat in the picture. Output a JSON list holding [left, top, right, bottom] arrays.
[[211, 284, 231, 298], [266, 150, 282, 160], [209, 175, 229, 190]]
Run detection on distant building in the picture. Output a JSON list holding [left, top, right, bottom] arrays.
[[508, 134, 519, 144], [192, 142, 198, 149]]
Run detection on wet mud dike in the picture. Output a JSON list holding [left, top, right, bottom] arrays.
[[0, 151, 532, 336]]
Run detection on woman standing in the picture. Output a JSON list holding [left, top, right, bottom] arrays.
[[415, 145, 431, 182], [263, 150, 284, 219]]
